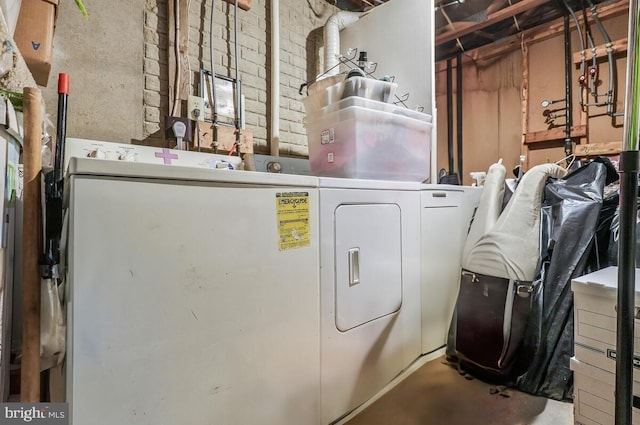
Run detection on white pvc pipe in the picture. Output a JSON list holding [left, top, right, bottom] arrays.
[[270, 0, 280, 156], [324, 11, 360, 76]]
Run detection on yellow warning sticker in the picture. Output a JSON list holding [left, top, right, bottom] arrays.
[[276, 192, 310, 251]]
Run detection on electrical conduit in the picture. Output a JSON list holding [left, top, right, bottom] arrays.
[[564, 14, 572, 158], [587, 0, 615, 116], [270, 0, 280, 156], [561, 0, 586, 107]]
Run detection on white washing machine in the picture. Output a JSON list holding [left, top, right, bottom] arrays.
[[318, 177, 422, 424], [64, 140, 321, 425], [420, 184, 481, 354]]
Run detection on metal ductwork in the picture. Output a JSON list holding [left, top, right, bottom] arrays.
[[323, 11, 361, 76]]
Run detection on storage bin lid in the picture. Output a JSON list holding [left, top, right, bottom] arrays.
[[320, 96, 432, 123], [304, 104, 433, 132], [302, 75, 398, 115], [571, 266, 640, 299]]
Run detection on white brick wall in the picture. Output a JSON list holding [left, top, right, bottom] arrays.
[[143, 0, 337, 155]]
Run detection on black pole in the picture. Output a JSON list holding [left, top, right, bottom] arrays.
[[563, 14, 573, 160], [456, 52, 463, 181], [446, 58, 454, 175], [54, 73, 69, 183], [616, 151, 638, 425], [41, 73, 69, 279], [616, 1, 639, 422]]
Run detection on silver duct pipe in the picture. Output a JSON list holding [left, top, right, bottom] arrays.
[[323, 11, 360, 76]]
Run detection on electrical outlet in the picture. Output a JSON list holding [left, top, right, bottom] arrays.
[[188, 95, 206, 122], [164, 116, 192, 142]]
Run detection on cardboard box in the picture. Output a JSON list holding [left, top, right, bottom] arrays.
[[572, 266, 640, 374], [571, 357, 640, 425], [13, 0, 58, 86]]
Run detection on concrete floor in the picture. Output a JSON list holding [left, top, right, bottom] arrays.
[[340, 354, 574, 425]]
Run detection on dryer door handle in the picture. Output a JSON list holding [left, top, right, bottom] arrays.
[[348, 248, 360, 286]]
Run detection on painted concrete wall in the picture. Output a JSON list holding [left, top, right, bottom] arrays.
[[40, 0, 336, 155], [41, 0, 145, 143]]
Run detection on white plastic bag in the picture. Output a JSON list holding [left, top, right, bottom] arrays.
[[40, 277, 65, 370]]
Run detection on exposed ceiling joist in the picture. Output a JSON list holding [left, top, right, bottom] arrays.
[[435, 0, 551, 46], [433, 0, 627, 69], [474, 30, 496, 40]]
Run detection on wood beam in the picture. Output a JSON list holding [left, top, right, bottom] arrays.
[[528, 0, 628, 44], [436, 0, 551, 46], [572, 38, 628, 64], [221, 0, 252, 11], [434, 0, 628, 70], [524, 125, 587, 144], [522, 40, 530, 169], [474, 30, 496, 41], [198, 124, 254, 154], [574, 141, 621, 157], [177, 0, 190, 104]]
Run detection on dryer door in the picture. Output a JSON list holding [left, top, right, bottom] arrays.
[[334, 203, 402, 331]]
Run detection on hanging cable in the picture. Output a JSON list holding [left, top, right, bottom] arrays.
[[507, 0, 521, 31], [440, 8, 464, 52]]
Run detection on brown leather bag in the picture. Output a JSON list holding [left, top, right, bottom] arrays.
[[453, 270, 535, 382]]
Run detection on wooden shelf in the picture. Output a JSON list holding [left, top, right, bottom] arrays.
[[574, 141, 621, 157], [572, 38, 627, 64], [524, 125, 588, 144]]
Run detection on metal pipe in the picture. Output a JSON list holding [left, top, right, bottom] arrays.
[[617, 156, 637, 425], [234, 0, 242, 157], [563, 14, 572, 159], [270, 0, 280, 156], [582, 3, 598, 101], [456, 51, 463, 180], [622, 0, 639, 152], [209, 0, 218, 152], [562, 0, 586, 106], [581, 2, 605, 102], [616, 1, 640, 423], [446, 58, 454, 174], [587, 0, 615, 116], [323, 12, 360, 77]]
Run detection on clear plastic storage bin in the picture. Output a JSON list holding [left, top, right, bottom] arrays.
[[303, 76, 397, 114], [305, 105, 432, 182]]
